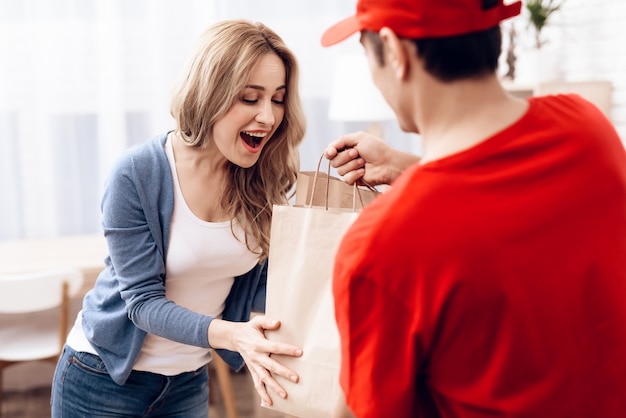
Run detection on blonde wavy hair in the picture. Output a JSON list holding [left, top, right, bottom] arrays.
[[170, 19, 306, 260]]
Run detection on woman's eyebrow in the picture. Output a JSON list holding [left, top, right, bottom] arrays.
[[245, 84, 287, 92]]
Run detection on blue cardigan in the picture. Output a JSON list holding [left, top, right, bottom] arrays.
[[82, 133, 267, 385]]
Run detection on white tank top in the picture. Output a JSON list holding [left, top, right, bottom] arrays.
[[66, 135, 260, 375]]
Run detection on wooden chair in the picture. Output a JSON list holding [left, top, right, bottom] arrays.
[[535, 80, 613, 120], [0, 268, 83, 411], [208, 351, 239, 418]]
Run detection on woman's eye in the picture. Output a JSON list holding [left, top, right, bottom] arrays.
[[240, 94, 283, 105]]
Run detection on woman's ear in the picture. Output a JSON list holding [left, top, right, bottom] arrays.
[[379, 27, 411, 81]]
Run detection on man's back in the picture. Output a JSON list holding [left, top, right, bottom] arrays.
[[333, 94, 626, 417]]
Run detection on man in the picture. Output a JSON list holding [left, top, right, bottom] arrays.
[[321, 1, 626, 417]]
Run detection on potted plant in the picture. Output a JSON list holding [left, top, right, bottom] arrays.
[[514, 0, 566, 84], [502, 21, 518, 81], [526, 0, 565, 49]]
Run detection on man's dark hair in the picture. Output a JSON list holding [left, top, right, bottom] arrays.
[[362, 25, 502, 82]]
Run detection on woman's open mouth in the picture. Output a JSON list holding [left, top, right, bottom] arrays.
[[241, 131, 267, 150]]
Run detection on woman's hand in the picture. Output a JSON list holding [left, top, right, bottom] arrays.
[[324, 131, 419, 186], [208, 316, 302, 406]]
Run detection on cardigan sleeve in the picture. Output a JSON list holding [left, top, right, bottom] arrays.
[[215, 259, 268, 370], [98, 138, 212, 348]]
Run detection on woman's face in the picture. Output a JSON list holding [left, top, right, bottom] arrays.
[[212, 52, 286, 168]]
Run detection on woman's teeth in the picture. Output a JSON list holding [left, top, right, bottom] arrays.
[[241, 131, 267, 148]]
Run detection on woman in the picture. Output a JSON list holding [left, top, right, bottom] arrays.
[[52, 19, 306, 417]]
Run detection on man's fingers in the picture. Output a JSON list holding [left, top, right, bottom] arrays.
[[337, 166, 365, 185], [324, 145, 339, 159], [329, 148, 360, 169]]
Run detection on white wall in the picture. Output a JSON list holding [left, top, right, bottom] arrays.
[[559, 0, 626, 140], [2, 0, 622, 241], [2, 0, 625, 394], [0, 0, 216, 239], [512, 0, 626, 140]]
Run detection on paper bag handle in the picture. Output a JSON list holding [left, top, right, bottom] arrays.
[[308, 154, 377, 211]]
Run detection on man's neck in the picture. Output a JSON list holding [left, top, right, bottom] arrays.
[[416, 75, 529, 165]]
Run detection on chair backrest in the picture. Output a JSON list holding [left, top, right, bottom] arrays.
[[0, 268, 84, 313], [535, 80, 613, 121]]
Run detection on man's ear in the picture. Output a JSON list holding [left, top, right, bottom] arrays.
[[379, 27, 410, 81]]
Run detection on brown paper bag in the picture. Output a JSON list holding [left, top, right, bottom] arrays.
[[295, 171, 379, 209], [264, 156, 377, 417], [295, 155, 380, 209], [264, 204, 358, 417]]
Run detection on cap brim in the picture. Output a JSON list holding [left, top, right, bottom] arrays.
[[321, 15, 361, 47]]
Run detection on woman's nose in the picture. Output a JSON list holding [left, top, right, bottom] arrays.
[[255, 100, 275, 125]]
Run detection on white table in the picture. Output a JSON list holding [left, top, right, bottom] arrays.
[[0, 234, 107, 390], [0, 234, 240, 417], [0, 234, 108, 294]]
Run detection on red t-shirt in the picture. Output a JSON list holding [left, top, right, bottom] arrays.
[[333, 94, 626, 417]]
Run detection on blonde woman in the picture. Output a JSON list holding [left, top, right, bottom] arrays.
[[52, 19, 306, 417]]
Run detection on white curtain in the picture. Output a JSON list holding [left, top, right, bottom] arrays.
[[0, 0, 419, 240]]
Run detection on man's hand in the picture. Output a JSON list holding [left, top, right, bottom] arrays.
[[325, 131, 419, 186]]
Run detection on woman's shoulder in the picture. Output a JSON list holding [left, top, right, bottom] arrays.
[[120, 133, 168, 166], [108, 133, 169, 177], [104, 132, 172, 196]]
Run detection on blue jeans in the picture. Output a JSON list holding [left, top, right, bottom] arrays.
[[51, 345, 209, 418]]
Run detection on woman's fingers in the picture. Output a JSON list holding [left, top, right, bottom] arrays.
[[249, 365, 273, 406], [261, 352, 301, 383], [264, 339, 303, 359], [240, 316, 304, 405], [242, 316, 304, 361], [248, 357, 289, 407], [247, 339, 302, 381], [255, 363, 288, 401], [252, 353, 301, 406]]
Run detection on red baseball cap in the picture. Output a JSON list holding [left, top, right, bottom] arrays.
[[321, 0, 522, 47]]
